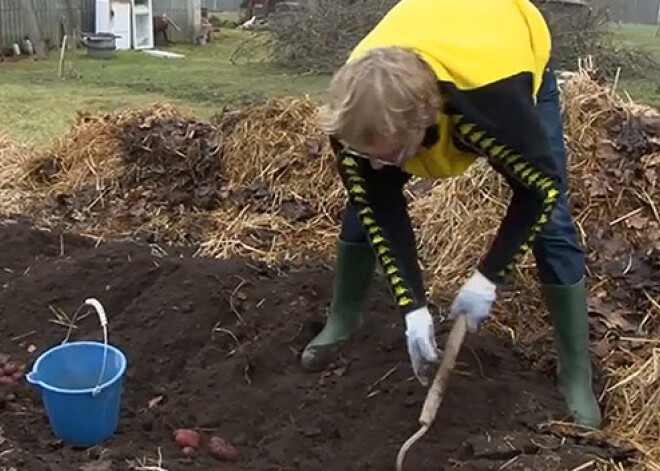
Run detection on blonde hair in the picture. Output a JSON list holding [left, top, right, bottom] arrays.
[[319, 47, 441, 149]]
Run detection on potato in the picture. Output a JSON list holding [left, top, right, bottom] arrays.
[[209, 436, 239, 462], [181, 446, 196, 457], [3, 364, 17, 376], [12, 371, 23, 382], [174, 429, 200, 449], [5, 393, 16, 402]]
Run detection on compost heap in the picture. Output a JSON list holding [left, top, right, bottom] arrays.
[[0, 68, 660, 469]]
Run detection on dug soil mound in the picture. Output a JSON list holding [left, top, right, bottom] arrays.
[[0, 220, 628, 471]]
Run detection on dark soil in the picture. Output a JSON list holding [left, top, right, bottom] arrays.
[[0, 219, 628, 471]]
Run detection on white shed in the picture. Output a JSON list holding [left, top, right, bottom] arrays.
[[94, 0, 154, 49], [82, 0, 201, 46]]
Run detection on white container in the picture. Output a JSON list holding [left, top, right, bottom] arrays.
[[96, 0, 132, 50]]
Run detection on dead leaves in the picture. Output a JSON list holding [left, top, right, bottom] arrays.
[[626, 214, 650, 231], [609, 114, 656, 158], [119, 119, 223, 211], [642, 153, 660, 188], [589, 296, 638, 334]]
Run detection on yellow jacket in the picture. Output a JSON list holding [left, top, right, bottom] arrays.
[[334, 0, 562, 310], [347, 0, 552, 178]]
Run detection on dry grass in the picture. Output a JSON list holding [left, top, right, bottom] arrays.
[[409, 164, 509, 298], [198, 206, 337, 263], [216, 97, 344, 215], [197, 97, 344, 262], [0, 134, 37, 215], [605, 345, 660, 470]]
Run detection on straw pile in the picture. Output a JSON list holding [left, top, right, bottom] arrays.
[[559, 69, 660, 471], [213, 97, 342, 214], [0, 98, 344, 251], [0, 135, 36, 216], [200, 98, 342, 261]]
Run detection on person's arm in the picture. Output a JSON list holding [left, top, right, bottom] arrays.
[[331, 138, 426, 315], [452, 113, 559, 284], [332, 137, 438, 385], [443, 72, 561, 331], [442, 75, 561, 285]]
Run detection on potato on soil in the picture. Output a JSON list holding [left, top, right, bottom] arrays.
[[174, 429, 200, 449], [209, 436, 239, 462], [3, 363, 18, 376]]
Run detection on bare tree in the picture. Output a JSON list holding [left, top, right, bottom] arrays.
[[259, 0, 656, 77]]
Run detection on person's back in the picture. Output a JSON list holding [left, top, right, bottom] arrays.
[[350, 0, 550, 94]]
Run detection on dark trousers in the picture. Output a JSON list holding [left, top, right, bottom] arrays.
[[532, 68, 585, 286], [339, 68, 585, 287]]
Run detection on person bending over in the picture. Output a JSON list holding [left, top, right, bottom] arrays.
[[301, 0, 602, 429]]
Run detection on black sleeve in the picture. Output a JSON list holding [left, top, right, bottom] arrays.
[[441, 72, 561, 284], [331, 138, 427, 316], [478, 159, 552, 283]]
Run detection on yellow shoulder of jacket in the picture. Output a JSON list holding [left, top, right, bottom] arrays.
[[348, 0, 550, 95]]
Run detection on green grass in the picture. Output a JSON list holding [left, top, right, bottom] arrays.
[[609, 23, 660, 107], [0, 29, 330, 146]]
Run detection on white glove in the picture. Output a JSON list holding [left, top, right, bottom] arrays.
[[449, 271, 497, 333], [405, 307, 440, 386]]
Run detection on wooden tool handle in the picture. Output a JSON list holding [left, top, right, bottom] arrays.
[[419, 314, 468, 426]]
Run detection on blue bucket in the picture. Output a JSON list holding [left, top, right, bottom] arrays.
[[26, 299, 128, 448]]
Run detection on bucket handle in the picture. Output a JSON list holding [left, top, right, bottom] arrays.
[[62, 298, 109, 396]]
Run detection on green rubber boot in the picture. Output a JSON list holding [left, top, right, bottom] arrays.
[[301, 239, 376, 371], [543, 278, 603, 429]]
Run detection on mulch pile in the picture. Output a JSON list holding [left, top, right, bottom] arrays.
[[118, 117, 223, 211], [0, 65, 659, 469], [559, 70, 660, 469], [11, 99, 337, 250], [20, 106, 223, 242]]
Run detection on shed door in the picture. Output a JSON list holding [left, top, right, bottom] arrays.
[[111, 1, 131, 49]]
